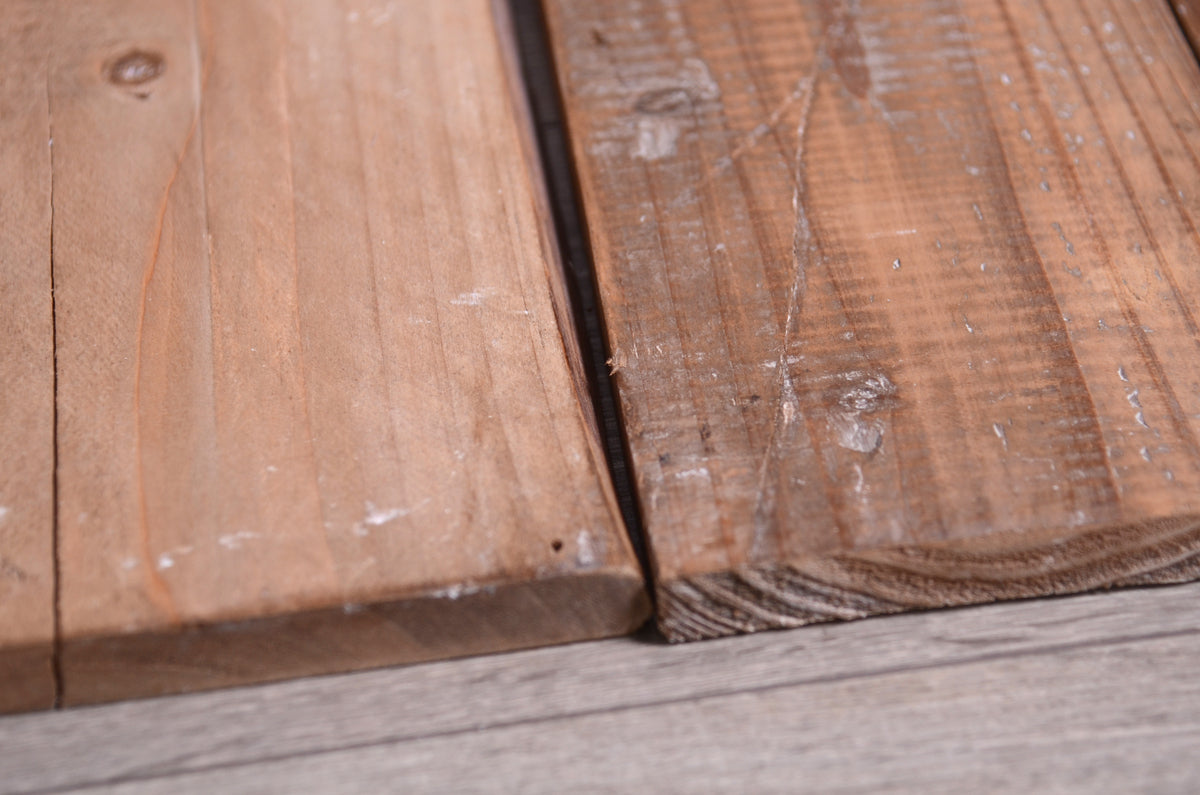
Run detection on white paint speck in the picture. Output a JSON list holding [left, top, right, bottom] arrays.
[[218, 531, 261, 551], [576, 529, 597, 567], [157, 553, 175, 570], [827, 372, 897, 453], [632, 117, 681, 160], [1118, 366, 1129, 382], [0, 506, 8, 523], [892, 258, 902, 270], [353, 499, 430, 537], [450, 289, 492, 306], [993, 422, 1009, 451]]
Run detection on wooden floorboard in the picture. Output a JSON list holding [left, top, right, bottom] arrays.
[[0, 0, 648, 709], [101, 635, 1200, 794], [545, 0, 1200, 639], [2, 582, 1198, 793]]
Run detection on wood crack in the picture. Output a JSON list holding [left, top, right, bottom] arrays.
[[45, 55, 63, 710]]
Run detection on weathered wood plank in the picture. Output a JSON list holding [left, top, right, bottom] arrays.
[[101, 636, 1200, 794], [545, 0, 1200, 639], [2, 582, 1197, 792], [0, 2, 56, 713], [31, 0, 646, 707]]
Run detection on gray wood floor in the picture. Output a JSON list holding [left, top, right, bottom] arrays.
[[2, 582, 1198, 793]]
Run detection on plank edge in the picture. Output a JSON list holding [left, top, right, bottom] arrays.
[[55, 568, 650, 708], [658, 515, 1200, 641]]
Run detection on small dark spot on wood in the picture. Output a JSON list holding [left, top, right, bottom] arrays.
[[699, 423, 712, 441], [658, 453, 671, 466], [591, 27, 609, 47], [106, 49, 165, 88], [551, 539, 563, 552], [635, 87, 693, 115], [749, 394, 762, 404]]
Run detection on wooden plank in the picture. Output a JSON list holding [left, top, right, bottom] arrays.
[[545, 0, 1200, 639], [0, 585, 1194, 792], [30, 0, 647, 707], [0, 2, 56, 713], [94, 635, 1200, 794], [2, 581, 1197, 792]]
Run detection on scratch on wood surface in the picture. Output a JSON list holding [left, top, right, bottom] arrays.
[[666, 75, 816, 211], [750, 71, 819, 560]]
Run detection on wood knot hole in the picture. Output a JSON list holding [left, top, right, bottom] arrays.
[[106, 50, 165, 90]]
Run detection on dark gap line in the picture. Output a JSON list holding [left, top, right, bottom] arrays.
[[31, 625, 1200, 794], [506, 0, 653, 592], [45, 62, 64, 711], [1168, 0, 1200, 67]]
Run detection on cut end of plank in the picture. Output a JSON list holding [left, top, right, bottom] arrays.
[[658, 515, 1200, 642], [60, 568, 650, 707], [0, 645, 56, 714]]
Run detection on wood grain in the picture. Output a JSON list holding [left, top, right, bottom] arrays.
[[22, 0, 647, 707], [101, 636, 1200, 794], [2, 583, 1198, 793], [0, 2, 56, 713], [545, 0, 1200, 639]]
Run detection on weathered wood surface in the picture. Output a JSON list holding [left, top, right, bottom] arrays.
[[546, 0, 1200, 639], [0, 3, 56, 713], [1, 0, 648, 709], [1, 583, 1198, 793]]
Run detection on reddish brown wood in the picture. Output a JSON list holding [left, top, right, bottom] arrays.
[[546, 0, 1200, 639], [0, 1, 56, 712], [0, 0, 649, 709]]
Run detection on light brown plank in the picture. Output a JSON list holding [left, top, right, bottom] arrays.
[[2, 582, 1197, 792], [36, 0, 645, 707], [546, 0, 1200, 639], [0, 2, 56, 713]]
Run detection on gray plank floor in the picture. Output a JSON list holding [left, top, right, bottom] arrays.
[[2, 583, 1198, 793]]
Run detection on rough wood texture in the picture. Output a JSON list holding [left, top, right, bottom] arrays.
[[8, 0, 647, 708], [545, 0, 1200, 639], [1, 583, 1198, 793], [0, 3, 56, 714]]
